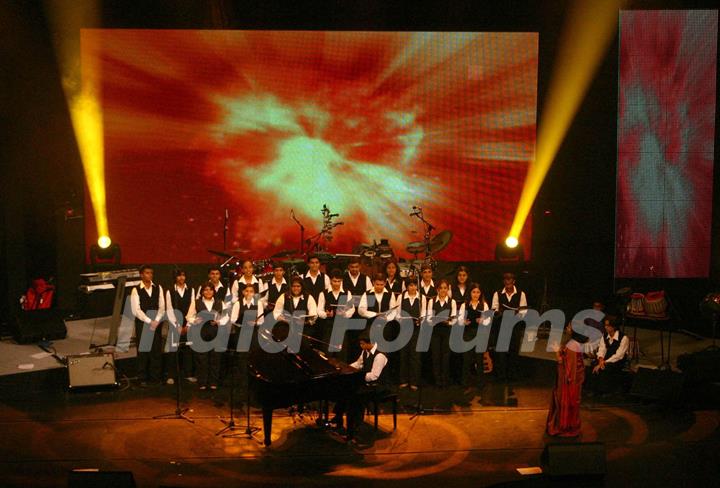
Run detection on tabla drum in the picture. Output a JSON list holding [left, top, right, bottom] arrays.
[[643, 290, 667, 317], [629, 293, 645, 315]]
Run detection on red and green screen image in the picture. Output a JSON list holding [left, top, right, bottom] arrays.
[[82, 30, 538, 263], [616, 11, 717, 278]]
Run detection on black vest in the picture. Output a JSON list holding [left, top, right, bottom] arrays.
[[237, 300, 260, 325], [321, 289, 347, 311], [603, 330, 626, 360], [420, 281, 437, 299], [303, 273, 327, 302], [168, 286, 192, 326], [401, 294, 422, 320], [464, 301, 487, 326], [266, 281, 287, 306], [283, 294, 308, 315], [202, 282, 227, 306], [451, 284, 470, 304], [366, 290, 392, 313], [386, 278, 403, 296], [497, 288, 522, 312], [343, 273, 369, 297], [196, 297, 223, 317], [361, 349, 386, 383], [135, 284, 160, 324], [196, 298, 223, 341], [432, 297, 454, 323]]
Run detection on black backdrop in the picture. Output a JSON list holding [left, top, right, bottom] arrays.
[[1, 0, 718, 329]]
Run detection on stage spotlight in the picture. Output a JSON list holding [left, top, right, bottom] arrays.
[[495, 239, 524, 264], [508, 0, 624, 240], [97, 235, 112, 249]]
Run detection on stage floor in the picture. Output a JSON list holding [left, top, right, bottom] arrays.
[[1, 357, 718, 487]]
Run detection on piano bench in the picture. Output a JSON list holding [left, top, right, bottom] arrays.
[[370, 392, 398, 431]]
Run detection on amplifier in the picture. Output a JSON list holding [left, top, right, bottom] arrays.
[[67, 352, 118, 389]]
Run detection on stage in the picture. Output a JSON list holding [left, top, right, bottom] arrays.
[[1, 349, 718, 487]]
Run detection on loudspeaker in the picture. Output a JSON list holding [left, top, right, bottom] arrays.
[[630, 367, 684, 404], [12, 309, 67, 344], [677, 349, 720, 384], [541, 442, 606, 478], [67, 352, 118, 389], [68, 469, 135, 487]]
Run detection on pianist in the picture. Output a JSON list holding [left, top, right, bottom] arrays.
[[331, 333, 388, 440]]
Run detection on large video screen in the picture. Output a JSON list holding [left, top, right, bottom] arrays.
[[82, 30, 538, 264], [616, 11, 717, 278]]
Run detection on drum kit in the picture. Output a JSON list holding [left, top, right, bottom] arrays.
[[207, 204, 455, 282]]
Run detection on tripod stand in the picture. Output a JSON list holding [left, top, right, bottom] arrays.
[[153, 339, 194, 424], [216, 347, 260, 438]]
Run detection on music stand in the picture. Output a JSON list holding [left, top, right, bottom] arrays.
[[153, 337, 194, 424]]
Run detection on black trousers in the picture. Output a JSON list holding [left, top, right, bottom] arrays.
[[195, 351, 221, 387], [589, 360, 626, 393], [431, 325, 451, 387], [399, 325, 421, 386], [334, 383, 387, 437], [134, 320, 162, 382]]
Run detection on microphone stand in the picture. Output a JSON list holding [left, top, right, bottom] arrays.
[[154, 335, 194, 424], [291, 210, 305, 256]]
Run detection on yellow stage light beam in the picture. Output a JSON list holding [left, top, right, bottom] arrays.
[[508, 0, 625, 241], [45, 1, 108, 241]]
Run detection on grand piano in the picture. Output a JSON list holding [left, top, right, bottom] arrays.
[[248, 335, 363, 446]]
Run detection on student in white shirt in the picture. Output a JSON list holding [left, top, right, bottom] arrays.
[[461, 283, 493, 390], [273, 276, 318, 339], [397, 279, 426, 390], [165, 269, 196, 384], [197, 266, 228, 309], [263, 263, 287, 316], [316, 269, 355, 353], [419, 263, 437, 299], [191, 282, 227, 390], [230, 260, 267, 304], [427, 279, 460, 388], [130, 265, 165, 385], [590, 318, 629, 394]]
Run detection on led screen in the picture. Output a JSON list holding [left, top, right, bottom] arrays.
[[616, 11, 717, 278], [82, 30, 538, 263]]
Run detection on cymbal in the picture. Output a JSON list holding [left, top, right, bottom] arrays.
[[282, 258, 305, 266], [227, 248, 250, 254], [406, 241, 426, 254], [208, 249, 234, 259], [271, 249, 298, 258], [428, 230, 453, 254]]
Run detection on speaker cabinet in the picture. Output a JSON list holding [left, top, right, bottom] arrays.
[[541, 442, 606, 478], [67, 352, 118, 389], [12, 309, 67, 344], [630, 367, 684, 404]]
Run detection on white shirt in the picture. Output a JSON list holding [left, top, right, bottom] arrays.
[[316, 288, 355, 319], [462, 300, 492, 327], [272, 294, 318, 321], [385, 278, 406, 295], [448, 284, 466, 300], [130, 282, 165, 324], [427, 296, 459, 325], [196, 281, 228, 308], [597, 330, 629, 364], [346, 272, 373, 292], [304, 271, 331, 291], [191, 298, 229, 326], [231, 275, 267, 303], [491, 286, 528, 317], [420, 279, 435, 296], [350, 344, 388, 383], [262, 278, 287, 307], [358, 290, 398, 320], [165, 284, 196, 328], [231, 297, 265, 326]]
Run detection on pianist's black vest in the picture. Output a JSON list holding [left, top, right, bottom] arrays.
[[420, 281, 437, 299], [400, 294, 422, 320], [343, 273, 369, 296], [168, 286, 192, 326], [386, 278, 403, 296], [303, 273, 327, 302], [236, 300, 260, 325], [266, 281, 287, 306], [366, 290, 392, 313], [362, 349, 387, 384], [451, 284, 470, 304], [284, 294, 308, 315], [603, 330, 626, 360], [497, 288, 522, 312], [135, 284, 160, 325]]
